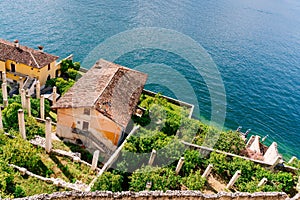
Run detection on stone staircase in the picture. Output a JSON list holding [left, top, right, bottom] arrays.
[[72, 128, 113, 157]]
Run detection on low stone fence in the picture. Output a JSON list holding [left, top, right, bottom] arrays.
[[182, 141, 298, 173], [15, 190, 289, 200]]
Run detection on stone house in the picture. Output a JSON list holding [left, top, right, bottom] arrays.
[[52, 59, 147, 158], [0, 39, 60, 92]]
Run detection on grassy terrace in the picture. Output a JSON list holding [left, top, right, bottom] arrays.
[[0, 75, 299, 197], [96, 93, 299, 196], [0, 130, 97, 198]]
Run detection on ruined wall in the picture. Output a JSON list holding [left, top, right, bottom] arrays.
[[17, 191, 289, 200]]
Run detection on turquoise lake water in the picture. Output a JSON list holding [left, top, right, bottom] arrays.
[[0, 0, 299, 159]]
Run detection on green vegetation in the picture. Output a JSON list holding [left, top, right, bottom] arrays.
[[1, 97, 49, 139], [46, 59, 82, 95], [129, 166, 181, 191], [0, 129, 96, 198], [0, 100, 95, 198], [92, 172, 123, 192], [94, 94, 298, 196], [0, 81, 298, 197]]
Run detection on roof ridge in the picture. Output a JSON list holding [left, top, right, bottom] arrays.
[[29, 51, 40, 68], [92, 62, 120, 106], [0, 38, 59, 68]]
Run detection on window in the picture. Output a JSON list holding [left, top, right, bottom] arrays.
[[83, 108, 90, 115], [48, 64, 51, 70], [11, 63, 16, 72], [82, 121, 89, 131]]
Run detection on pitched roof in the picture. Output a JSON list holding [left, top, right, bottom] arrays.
[[52, 59, 148, 128], [0, 39, 59, 68]]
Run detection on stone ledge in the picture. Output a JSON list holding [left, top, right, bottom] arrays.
[[15, 190, 288, 200]]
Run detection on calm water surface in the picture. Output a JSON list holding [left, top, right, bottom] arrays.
[[0, 0, 299, 158]]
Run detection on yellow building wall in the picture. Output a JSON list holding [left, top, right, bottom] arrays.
[[57, 107, 122, 146], [92, 109, 122, 145], [0, 61, 5, 72], [4, 60, 59, 85]]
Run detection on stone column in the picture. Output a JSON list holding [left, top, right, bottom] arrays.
[[36, 80, 41, 99], [175, 157, 184, 175], [148, 149, 156, 166], [26, 95, 31, 116], [52, 86, 57, 105], [2, 82, 8, 107], [20, 89, 26, 109], [257, 178, 268, 187], [202, 164, 213, 178], [288, 156, 297, 164], [45, 117, 52, 153], [40, 95, 45, 120], [91, 150, 100, 171], [18, 109, 26, 140], [19, 77, 23, 94], [226, 170, 241, 189], [0, 108, 3, 130], [145, 181, 152, 191], [2, 72, 6, 83]]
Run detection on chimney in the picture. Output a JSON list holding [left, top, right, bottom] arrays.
[[14, 40, 19, 48], [38, 45, 44, 52]]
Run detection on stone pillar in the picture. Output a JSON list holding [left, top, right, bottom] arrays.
[[145, 181, 152, 191], [40, 95, 45, 120], [288, 156, 297, 164], [45, 117, 52, 153], [91, 150, 100, 170], [0, 108, 3, 130], [202, 164, 213, 178], [20, 89, 26, 109], [26, 95, 31, 116], [36, 80, 41, 99], [2, 72, 6, 83], [18, 109, 26, 140], [19, 77, 23, 94], [2, 82, 8, 107], [226, 170, 241, 189], [257, 178, 268, 187], [148, 149, 156, 166], [52, 86, 57, 105], [175, 157, 184, 175]]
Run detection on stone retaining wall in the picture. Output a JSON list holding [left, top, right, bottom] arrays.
[[16, 191, 289, 200]]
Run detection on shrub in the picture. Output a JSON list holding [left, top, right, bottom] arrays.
[[73, 62, 81, 70], [25, 116, 45, 139], [60, 59, 81, 73], [0, 132, 42, 173], [55, 78, 75, 94], [129, 166, 181, 191], [0, 159, 16, 198], [45, 78, 57, 87], [60, 59, 73, 73], [182, 150, 205, 176], [92, 171, 123, 192], [181, 170, 206, 190], [2, 102, 22, 130], [67, 68, 82, 80]]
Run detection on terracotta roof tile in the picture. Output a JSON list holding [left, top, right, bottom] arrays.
[[52, 59, 148, 128], [0, 39, 58, 68]]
